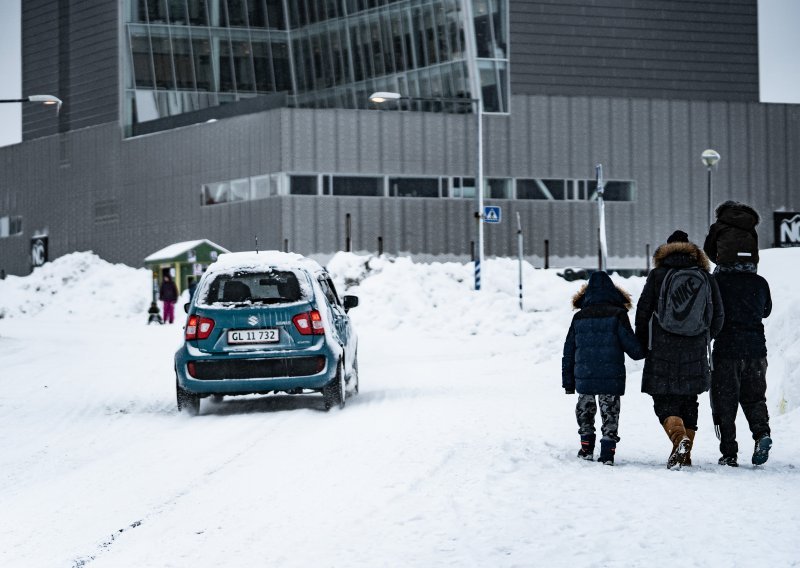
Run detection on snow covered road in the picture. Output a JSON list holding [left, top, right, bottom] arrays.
[[0, 252, 798, 567]]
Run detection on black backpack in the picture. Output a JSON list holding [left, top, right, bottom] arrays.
[[654, 267, 713, 337]]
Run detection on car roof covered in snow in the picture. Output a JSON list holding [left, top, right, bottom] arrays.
[[204, 251, 325, 276]]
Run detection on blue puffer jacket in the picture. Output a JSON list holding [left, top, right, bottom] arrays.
[[562, 271, 645, 396]]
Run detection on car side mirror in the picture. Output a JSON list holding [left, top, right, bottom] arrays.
[[343, 295, 359, 312], [183, 302, 190, 313]]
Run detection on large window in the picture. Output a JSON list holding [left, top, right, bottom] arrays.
[[389, 177, 440, 198], [0, 215, 23, 238]]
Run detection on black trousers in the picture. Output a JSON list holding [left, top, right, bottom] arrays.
[[651, 394, 699, 431], [711, 356, 770, 457]]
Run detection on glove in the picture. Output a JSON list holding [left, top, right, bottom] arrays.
[[565, 388, 575, 394]]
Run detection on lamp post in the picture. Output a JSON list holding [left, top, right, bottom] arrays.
[[369, 91, 485, 291], [0, 94, 63, 114], [701, 149, 720, 225]]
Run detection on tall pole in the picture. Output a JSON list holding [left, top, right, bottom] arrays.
[[475, 98, 484, 291], [517, 212, 523, 311], [707, 167, 713, 226], [701, 149, 720, 226], [596, 164, 608, 272]]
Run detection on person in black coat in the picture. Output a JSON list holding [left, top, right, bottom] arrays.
[[562, 271, 645, 465], [159, 274, 179, 324], [711, 271, 773, 467], [634, 230, 724, 468], [703, 200, 760, 271]]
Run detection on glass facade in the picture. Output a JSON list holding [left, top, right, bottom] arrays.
[[123, 0, 509, 132]]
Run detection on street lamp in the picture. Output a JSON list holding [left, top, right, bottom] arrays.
[[0, 94, 63, 114], [701, 149, 720, 225], [369, 91, 485, 291]]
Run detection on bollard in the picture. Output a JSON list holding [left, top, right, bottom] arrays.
[[345, 213, 352, 252], [378, 236, 383, 256], [544, 239, 550, 269]]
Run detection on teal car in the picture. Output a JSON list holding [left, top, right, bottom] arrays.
[[174, 251, 359, 415]]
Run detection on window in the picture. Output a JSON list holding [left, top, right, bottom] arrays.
[[332, 176, 382, 197], [202, 270, 304, 305], [202, 181, 230, 205], [251, 174, 280, 199], [487, 178, 511, 199], [516, 178, 634, 201], [0, 215, 22, 238], [389, 177, 439, 198], [290, 175, 318, 195]]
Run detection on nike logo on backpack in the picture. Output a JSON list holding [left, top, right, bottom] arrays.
[[671, 278, 700, 321]]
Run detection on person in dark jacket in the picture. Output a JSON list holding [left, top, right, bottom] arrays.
[[634, 230, 724, 468], [159, 274, 179, 324], [703, 200, 760, 272], [562, 271, 645, 465], [711, 271, 773, 467]]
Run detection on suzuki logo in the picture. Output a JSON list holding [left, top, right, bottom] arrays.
[[780, 214, 800, 244], [247, 316, 258, 326]]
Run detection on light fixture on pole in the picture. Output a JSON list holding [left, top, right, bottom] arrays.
[[0, 94, 63, 115], [701, 149, 720, 225], [369, 91, 485, 291]]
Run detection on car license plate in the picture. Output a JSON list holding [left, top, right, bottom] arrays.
[[227, 328, 279, 344]]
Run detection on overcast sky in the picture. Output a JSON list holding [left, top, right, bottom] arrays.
[[1, 0, 799, 147]]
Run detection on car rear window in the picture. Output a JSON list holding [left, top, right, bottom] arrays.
[[202, 270, 304, 305]]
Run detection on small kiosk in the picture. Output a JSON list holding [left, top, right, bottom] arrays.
[[144, 239, 230, 299]]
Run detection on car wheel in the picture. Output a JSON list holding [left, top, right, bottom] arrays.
[[351, 355, 359, 396], [176, 379, 200, 416], [323, 362, 345, 411]]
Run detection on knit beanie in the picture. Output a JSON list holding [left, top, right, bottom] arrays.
[[667, 230, 689, 244]]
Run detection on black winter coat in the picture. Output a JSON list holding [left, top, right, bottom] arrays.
[[712, 272, 771, 359], [159, 279, 178, 302], [703, 201, 760, 265], [562, 271, 645, 396], [635, 242, 724, 396]]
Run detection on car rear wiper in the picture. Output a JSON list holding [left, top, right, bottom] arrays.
[[249, 297, 296, 304]]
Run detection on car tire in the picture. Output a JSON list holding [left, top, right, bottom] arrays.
[[176, 379, 200, 416], [323, 362, 345, 411], [351, 355, 359, 396]]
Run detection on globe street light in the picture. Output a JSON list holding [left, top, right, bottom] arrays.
[[701, 149, 721, 226], [0, 94, 63, 114], [369, 91, 485, 291]]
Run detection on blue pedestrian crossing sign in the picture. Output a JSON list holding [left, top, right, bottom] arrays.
[[483, 206, 502, 223]]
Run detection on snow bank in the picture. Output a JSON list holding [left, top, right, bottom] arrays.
[[0, 251, 152, 320], [328, 249, 800, 414], [2, 248, 797, 412]]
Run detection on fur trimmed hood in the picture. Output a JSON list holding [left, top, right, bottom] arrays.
[[572, 271, 633, 310], [653, 241, 710, 271]]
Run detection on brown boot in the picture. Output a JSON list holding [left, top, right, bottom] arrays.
[[662, 416, 692, 469]]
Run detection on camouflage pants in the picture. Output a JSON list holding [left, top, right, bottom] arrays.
[[576, 394, 621, 442]]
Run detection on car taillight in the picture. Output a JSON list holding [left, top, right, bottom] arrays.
[[293, 310, 325, 335], [186, 315, 215, 340], [187, 361, 197, 377]]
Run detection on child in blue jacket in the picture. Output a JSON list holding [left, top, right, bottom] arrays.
[[562, 271, 645, 465]]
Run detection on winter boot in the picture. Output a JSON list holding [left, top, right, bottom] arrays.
[[683, 429, 696, 467], [577, 434, 596, 460], [598, 437, 616, 466], [663, 416, 692, 469], [718, 455, 739, 467], [752, 434, 773, 466]]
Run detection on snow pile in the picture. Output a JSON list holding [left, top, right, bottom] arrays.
[[328, 249, 800, 414], [759, 248, 800, 413], [0, 251, 152, 320]]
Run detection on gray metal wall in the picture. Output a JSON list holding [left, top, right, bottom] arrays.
[[2, 97, 799, 276], [22, 0, 119, 140], [509, 0, 759, 102]]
